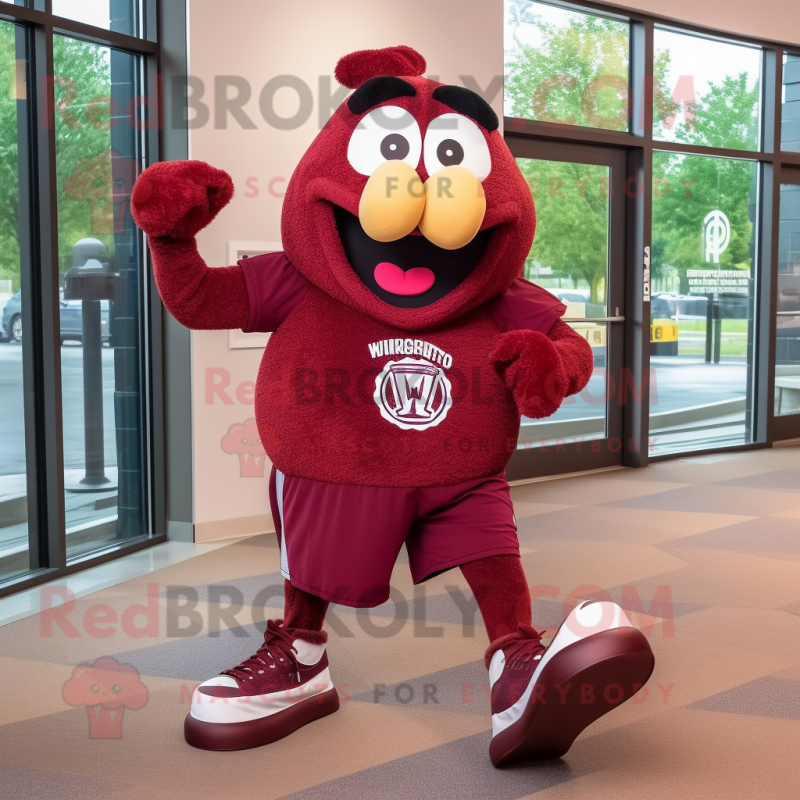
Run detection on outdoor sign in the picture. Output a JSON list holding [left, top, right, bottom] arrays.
[[703, 209, 731, 264], [686, 269, 750, 295]]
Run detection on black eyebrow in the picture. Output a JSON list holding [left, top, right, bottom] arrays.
[[431, 85, 498, 132], [347, 76, 417, 115]]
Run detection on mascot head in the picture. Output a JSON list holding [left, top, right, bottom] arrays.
[[281, 45, 535, 331]]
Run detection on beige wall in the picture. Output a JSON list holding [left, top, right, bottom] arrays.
[[617, 0, 800, 44], [186, 0, 503, 538], [185, 0, 796, 540]]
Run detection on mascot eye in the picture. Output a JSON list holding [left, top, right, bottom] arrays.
[[111, 684, 121, 694], [436, 139, 464, 167], [347, 105, 422, 176], [424, 113, 491, 180], [90, 684, 100, 694], [380, 133, 410, 161]]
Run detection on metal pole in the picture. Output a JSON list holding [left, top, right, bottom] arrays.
[[79, 299, 111, 487]]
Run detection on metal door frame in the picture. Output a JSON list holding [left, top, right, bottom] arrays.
[[505, 137, 632, 480], [770, 165, 800, 442]]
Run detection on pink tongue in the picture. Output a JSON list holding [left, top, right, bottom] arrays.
[[373, 262, 435, 296]]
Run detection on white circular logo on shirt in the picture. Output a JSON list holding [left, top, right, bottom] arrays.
[[373, 357, 452, 431]]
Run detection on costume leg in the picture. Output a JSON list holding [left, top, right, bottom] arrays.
[[183, 579, 337, 750], [282, 579, 329, 644], [460, 554, 533, 667], [464, 559, 655, 766]]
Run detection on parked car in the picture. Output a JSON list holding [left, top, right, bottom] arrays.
[[1, 292, 22, 343], [651, 292, 750, 321], [1, 291, 112, 345], [552, 290, 589, 304], [550, 289, 605, 319], [651, 292, 708, 320]]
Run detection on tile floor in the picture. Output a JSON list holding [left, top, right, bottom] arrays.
[[0, 446, 798, 799]]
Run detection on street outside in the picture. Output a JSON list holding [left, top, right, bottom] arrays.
[[1, 342, 118, 476]]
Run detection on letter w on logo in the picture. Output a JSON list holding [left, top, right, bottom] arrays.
[[404, 378, 425, 401]]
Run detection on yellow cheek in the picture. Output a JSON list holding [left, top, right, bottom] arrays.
[[358, 160, 426, 242], [418, 165, 486, 250]]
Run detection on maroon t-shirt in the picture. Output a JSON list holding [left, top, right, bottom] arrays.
[[240, 252, 565, 487]]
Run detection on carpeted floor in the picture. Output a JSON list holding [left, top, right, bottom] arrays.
[[1, 446, 798, 799]]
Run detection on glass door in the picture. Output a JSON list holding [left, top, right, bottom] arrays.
[[648, 153, 760, 456], [772, 170, 800, 441], [504, 137, 627, 479]]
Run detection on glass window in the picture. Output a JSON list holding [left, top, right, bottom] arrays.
[[515, 156, 612, 449], [653, 28, 762, 151], [782, 53, 800, 153], [775, 181, 800, 416], [0, 21, 31, 583], [52, 0, 140, 37], [504, 1, 630, 132], [53, 36, 148, 562], [650, 152, 758, 455]]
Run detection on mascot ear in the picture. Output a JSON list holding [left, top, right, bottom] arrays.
[[334, 45, 426, 89]]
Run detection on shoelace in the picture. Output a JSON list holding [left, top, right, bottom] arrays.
[[502, 624, 548, 669], [222, 620, 302, 684]]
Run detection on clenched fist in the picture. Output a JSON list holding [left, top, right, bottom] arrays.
[[130, 160, 234, 240], [491, 329, 569, 419]]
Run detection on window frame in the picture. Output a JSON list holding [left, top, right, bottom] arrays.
[[0, 0, 179, 598], [503, 0, 800, 467]]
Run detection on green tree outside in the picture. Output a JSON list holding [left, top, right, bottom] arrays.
[[652, 74, 759, 290], [516, 159, 609, 304], [0, 22, 21, 290], [504, 6, 758, 303], [0, 26, 116, 291]]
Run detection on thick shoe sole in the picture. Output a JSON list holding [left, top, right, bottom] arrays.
[[490, 628, 654, 766], [184, 687, 340, 751]]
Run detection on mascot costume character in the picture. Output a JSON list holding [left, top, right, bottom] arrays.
[[131, 46, 654, 766]]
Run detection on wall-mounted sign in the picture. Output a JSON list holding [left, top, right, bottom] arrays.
[[703, 209, 731, 264], [643, 245, 651, 302]]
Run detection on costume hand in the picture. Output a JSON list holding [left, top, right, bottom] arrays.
[[131, 160, 234, 240], [491, 329, 568, 419]]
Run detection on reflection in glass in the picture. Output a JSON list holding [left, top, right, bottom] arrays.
[[783, 54, 800, 153], [52, 0, 139, 37], [650, 152, 758, 455], [653, 28, 761, 151], [53, 36, 148, 562], [515, 158, 610, 449], [0, 22, 31, 583], [504, 1, 630, 132], [775, 183, 800, 416]]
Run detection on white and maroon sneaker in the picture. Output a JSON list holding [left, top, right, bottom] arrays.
[[488, 601, 655, 766], [184, 620, 339, 750]]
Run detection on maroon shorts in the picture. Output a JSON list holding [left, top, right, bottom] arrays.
[[268, 468, 519, 607]]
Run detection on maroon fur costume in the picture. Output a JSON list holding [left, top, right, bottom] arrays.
[[131, 48, 592, 666]]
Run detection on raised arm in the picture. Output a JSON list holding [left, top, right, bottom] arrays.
[[130, 160, 249, 330]]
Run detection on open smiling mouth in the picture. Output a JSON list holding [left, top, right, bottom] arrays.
[[334, 207, 493, 309]]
